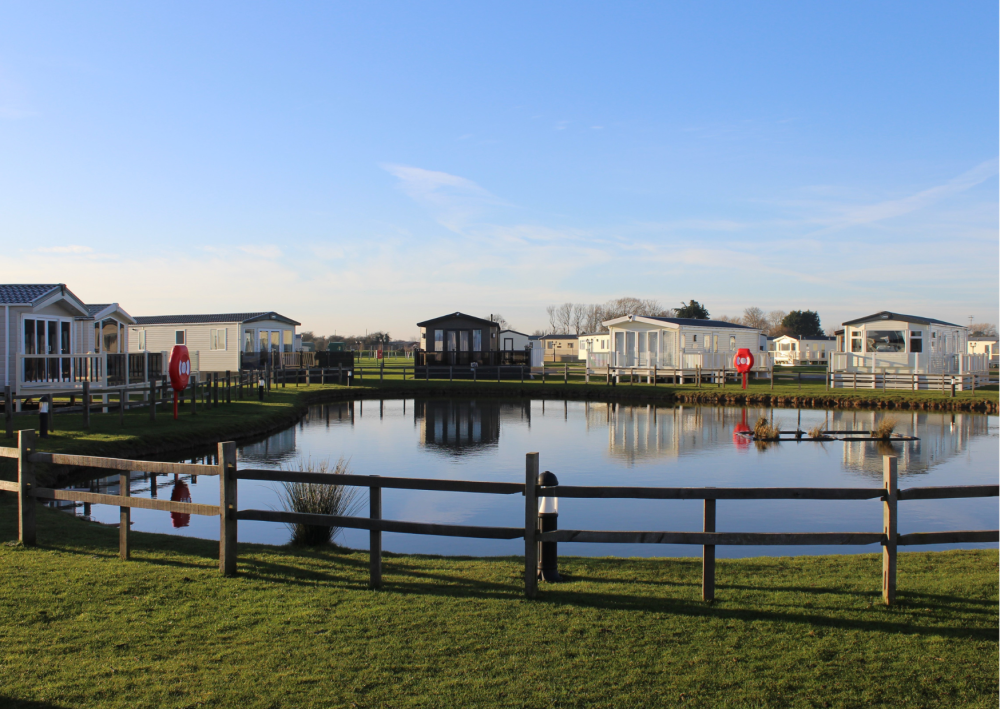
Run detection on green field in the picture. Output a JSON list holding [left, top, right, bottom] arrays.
[[1, 496, 996, 709]]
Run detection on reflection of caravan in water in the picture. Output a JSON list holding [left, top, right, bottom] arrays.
[[591, 403, 771, 464], [836, 410, 987, 480], [415, 399, 530, 455], [240, 427, 297, 463]]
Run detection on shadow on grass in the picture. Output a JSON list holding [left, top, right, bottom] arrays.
[[0, 697, 72, 709], [5, 498, 996, 643]]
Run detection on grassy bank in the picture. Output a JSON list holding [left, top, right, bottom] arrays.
[[0, 496, 996, 708]]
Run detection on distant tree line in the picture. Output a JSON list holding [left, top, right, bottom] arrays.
[[539, 299, 828, 338], [300, 330, 418, 352]]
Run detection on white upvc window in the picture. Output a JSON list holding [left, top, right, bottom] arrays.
[[175, 330, 186, 345], [211, 328, 228, 351], [137, 329, 146, 351]]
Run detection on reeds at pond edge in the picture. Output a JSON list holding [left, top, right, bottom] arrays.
[[277, 456, 363, 547]]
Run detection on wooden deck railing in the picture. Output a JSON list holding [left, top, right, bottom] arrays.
[[2, 432, 996, 604]]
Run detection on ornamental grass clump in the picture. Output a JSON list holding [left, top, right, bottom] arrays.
[[278, 457, 362, 547], [752, 416, 780, 441], [808, 424, 825, 440], [873, 417, 897, 440]]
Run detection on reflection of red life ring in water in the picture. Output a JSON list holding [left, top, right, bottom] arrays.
[[170, 478, 192, 528], [733, 408, 751, 447]]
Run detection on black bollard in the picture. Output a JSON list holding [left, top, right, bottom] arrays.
[[537, 470, 562, 582]]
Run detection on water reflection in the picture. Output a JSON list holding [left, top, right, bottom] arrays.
[[170, 477, 192, 528], [241, 427, 297, 464], [416, 399, 531, 456], [57, 398, 997, 558]]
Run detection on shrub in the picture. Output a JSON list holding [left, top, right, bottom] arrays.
[[753, 416, 780, 440], [277, 457, 362, 547], [873, 417, 897, 440]]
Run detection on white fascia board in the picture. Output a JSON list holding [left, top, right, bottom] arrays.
[[33, 286, 89, 316], [602, 316, 678, 329], [90, 303, 138, 325]]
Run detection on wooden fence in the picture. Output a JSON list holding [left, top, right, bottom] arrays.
[[2, 432, 996, 604], [4, 373, 242, 439]]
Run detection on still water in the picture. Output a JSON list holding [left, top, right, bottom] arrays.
[[69, 399, 998, 558]]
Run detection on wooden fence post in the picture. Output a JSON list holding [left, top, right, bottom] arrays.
[[524, 452, 539, 598], [149, 380, 156, 421], [370, 477, 382, 588], [882, 455, 897, 605], [219, 441, 238, 576], [226, 371, 231, 403], [702, 497, 716, 602], [119, 473, 130, 560], [17, 429, 36, 546], [190, 379, 197, 415], [564, 364, 568, 384], [119, 388, 126, 426]]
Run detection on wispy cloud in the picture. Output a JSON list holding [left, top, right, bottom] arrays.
[[35, 245, 93, 254], [808, 159, 999, 236], [238, 244, 282, 259], [383, 164, 507, 231]]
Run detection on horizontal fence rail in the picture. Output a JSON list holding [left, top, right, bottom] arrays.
[[237, 509, 524, 540], [237, 468, 524, 495], [547, 486, 887, 500], [537, 531, 886, 545], [3, 433, 996, 604], [32, 487, 220, 516], [30, 452, 216, 477]]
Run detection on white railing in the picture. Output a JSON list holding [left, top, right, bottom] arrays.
[[16, 351, 180, 391], [594, 351, 773, 372], [830, 352, 988, 375]]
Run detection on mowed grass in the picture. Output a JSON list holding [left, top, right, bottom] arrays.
[[0, 496, 996, 709]]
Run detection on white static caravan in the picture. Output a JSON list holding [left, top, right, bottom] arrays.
[[771, 335, 837, 366], [597, 315, 766, 372], [0, 283, 152, 395], [829, 311, 988, 389], [130, 311, 300, 375], [578, 332, 611, 361], [498, 329, 531, 352], [967, 336, 998, 365]]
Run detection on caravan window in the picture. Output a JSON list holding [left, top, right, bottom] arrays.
[[866, 330, 905, 353], [730, 335, 736, 351]]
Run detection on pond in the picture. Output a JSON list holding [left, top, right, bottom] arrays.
[[65, 399, 998, 558]]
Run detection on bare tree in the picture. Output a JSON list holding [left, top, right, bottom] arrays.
[[556, 302, 574, 334], [970, 322, 997, 337], [742, 306, 768, 331], [544, 297, 672, 335], [766, 310, 788, 336], [491, 313, 511, 330], [583, 304, 604, 334], [570, 303, 588, 334], [546, 305, 558, 334]]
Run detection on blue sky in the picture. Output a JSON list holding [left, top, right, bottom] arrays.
[[1, 2, 996, 338]]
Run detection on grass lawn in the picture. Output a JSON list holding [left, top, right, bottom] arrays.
[[0, 496, 996, 708]]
